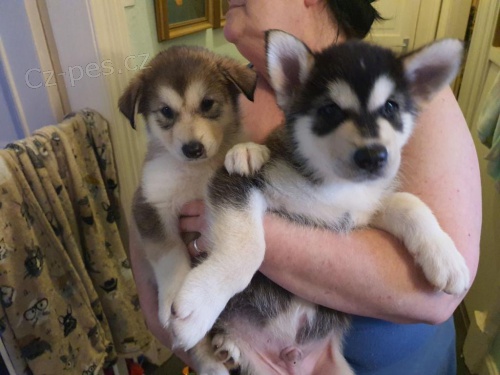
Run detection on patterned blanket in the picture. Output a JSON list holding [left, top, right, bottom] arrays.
[[0, 110, 165, 374]]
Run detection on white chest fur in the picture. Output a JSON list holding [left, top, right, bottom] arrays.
[[141, 153, 220, 221], [263, 161, 393, 229]]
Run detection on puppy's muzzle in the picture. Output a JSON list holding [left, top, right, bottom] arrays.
[[353, 144, 388, 174], [182, 141, 206, 160]]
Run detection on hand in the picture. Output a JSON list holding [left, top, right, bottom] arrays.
[[179, 200, 209, 257]]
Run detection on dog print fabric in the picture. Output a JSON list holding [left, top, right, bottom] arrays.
[[0, 110, 156, 374]]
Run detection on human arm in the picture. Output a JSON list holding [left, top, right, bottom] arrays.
[[128, 221, 193, 365], [259, 87, 481, 324]]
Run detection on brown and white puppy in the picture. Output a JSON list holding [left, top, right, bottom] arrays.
[[119, 46, 263, 374]]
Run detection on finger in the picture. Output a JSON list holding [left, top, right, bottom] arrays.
[[180, 199, 205, 217], [179, 215, 205, 232], [187, 236, 208, 258]]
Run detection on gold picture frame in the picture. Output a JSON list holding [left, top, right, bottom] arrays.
[[212, 0, 229, 29], [155, 0, 214, 41]]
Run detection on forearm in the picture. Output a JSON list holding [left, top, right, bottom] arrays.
[[261, 215, 459, 324]]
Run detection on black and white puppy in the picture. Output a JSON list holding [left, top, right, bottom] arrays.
[[170, 32, 469, 374]]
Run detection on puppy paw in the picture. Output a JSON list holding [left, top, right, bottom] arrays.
[[417, 232, 470, 295], [212, 334, 241, 370], [197, 362, 230, 375], [170, 275, 228, 350], [225, 142, 270, 176]]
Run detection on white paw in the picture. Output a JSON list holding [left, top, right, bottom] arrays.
[[198, 362, 230, 375], [170, 273, 228, 350], [224, 142, 270, 176], [417, 232, 470, 295], [212, 334, 241, 369]]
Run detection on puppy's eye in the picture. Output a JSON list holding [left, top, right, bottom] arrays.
[[380, 100, 399, 118], [160, 106, 174, 119], [200, 99, 215, 112], [313, 103, 347, 135], [317, 103, 345, 122]]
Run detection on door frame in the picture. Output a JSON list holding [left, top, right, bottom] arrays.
[[25, 0, 69, 122], [459, 0, 500, 126]]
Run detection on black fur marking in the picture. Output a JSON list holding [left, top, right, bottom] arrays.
[[353, 112, 380, 138], [208, 168, 265, 210], [292, 41, 416, 137], [312, 102, 347, 136], [132, 186, 166, 242], [268, 127, 325, 185]]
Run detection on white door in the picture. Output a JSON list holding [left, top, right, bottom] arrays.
[[365, 0, 422, 53], [0, 1, 59, 148]]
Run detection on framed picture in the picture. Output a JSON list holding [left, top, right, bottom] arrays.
[[155, 0, 214, 41], [212, 0, 229, 29]]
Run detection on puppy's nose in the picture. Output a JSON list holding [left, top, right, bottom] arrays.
[[353, 145, 388, 173], [182, 141, 205, 159]]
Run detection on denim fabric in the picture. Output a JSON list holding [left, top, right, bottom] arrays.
[[343, 316, 456, 375]]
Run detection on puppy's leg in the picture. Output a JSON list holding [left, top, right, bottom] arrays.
[[171, 189, 267, 350], [371, 192, 470, 295], [212, 333, 241, 370], [190, 337, 230, 375], [329, 334, 354, 375], [225, 142, 270, 176], [146, 238, 192, 328]]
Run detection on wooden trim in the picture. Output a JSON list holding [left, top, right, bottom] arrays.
[[24, 0, 65, 121], [155, 0, 213, 41], [26, 1, 67, 118], [491, 45, 500, 66], [154, 0, 170, 41], [87, 0, 147, 227], [169, 20, 212, 39], [212, 0, 222, 28], [33, 0, 71, 118], [212, 0, 228, 29], [458, 0, 500, 126]]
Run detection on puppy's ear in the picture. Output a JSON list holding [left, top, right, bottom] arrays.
[[118, 76, 144, 129], [219, 60, 258, 102], [265, 30, 314, 111], [401, 39, 463, 104]]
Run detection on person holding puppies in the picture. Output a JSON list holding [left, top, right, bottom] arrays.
[[130, 0, 481, 373]]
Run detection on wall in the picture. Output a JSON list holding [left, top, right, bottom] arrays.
[[0, 1, 57, 146], [44, 0, 112, 119], [124, 0, 245, 63]]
